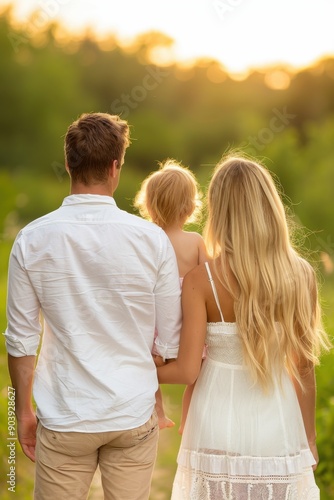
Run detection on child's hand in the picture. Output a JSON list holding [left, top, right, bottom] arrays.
[[153, 355, 165, 367]]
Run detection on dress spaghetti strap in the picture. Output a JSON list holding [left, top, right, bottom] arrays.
[[204, 262, 225, 322]]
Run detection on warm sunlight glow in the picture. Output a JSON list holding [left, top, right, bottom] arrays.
[[149, 46, 176, 67], [2, 0, 334, 75], [264, 70, 291, 90], [206, 63, 228, 83]]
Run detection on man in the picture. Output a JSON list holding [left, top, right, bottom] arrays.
[[5, 112, 181, 499]]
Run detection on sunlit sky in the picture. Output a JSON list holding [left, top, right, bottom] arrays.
[[3, 0, 334, 74]]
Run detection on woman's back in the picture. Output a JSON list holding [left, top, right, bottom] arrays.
[[172, 261, 320, 499]]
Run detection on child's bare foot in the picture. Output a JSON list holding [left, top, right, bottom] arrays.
[[159, 416, 175, 430]]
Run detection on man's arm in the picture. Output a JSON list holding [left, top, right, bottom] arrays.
[[154, 236, 182, 360], [6, 237, 40, 463], [8, 354, 37, 462]]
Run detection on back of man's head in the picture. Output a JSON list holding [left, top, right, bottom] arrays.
[[65, 112, 130, 186]]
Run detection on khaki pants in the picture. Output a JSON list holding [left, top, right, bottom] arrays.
[[34, 412, 159, 500]]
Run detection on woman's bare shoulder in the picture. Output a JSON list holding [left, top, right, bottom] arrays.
[[183, 260, 210, 283]]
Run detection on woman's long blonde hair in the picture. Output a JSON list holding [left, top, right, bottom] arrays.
[[204, 155, 329, 391]]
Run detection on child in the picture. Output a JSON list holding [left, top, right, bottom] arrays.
[[134, 159, 207, 430]]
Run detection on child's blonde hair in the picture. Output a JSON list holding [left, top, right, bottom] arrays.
[[204, 154, 330, 391], [134, 159, 202, 228]]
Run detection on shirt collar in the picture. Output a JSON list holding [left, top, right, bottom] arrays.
[[62, 194, 117, 207]]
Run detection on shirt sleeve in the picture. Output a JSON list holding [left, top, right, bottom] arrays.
[[4, 234, 42, 357], [153, 233, 181, 360]]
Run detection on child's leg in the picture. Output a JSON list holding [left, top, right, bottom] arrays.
[[178, 383, 195, 435], [155, 387, 175, 430]]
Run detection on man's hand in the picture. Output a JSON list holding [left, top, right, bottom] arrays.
[[153, 355, 165, 367], [17, 411, 38, 462]]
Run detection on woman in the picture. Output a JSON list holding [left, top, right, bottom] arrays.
[[157, 155, 330, 499]]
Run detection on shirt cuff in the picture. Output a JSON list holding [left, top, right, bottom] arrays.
[[153, 338, 179, 361], [4, 329, 40, 357]]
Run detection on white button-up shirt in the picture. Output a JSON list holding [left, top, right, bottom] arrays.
[[5, 194, 181, 432]]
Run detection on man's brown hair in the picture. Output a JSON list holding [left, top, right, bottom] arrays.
[[64, 112, 130, 185]]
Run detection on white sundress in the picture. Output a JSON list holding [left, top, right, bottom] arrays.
[[171, 262, 319, 499]]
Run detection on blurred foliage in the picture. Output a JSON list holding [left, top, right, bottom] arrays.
[[0, 5, 333, 239], [0, 4, 334, 498]]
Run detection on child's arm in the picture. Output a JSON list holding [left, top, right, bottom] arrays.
[[153, 355, 175, 429], [155, 387, 175, 429]]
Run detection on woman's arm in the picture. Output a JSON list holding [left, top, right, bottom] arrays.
[[292, 362, 318, 468], [292, 267, 320, 469], [157, 267, 207, 385]]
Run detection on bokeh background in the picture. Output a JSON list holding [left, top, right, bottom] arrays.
[[0, 1, 333, 498]]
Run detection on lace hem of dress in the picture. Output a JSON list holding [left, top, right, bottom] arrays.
[[177, 448, 316, 476], [172, 467, 320, 500]]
